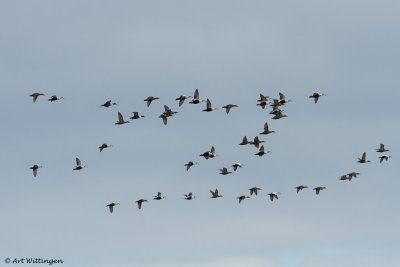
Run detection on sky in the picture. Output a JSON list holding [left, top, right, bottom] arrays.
[[0, 0, 399, 266]]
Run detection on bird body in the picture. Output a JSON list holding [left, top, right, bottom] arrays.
[[30, 93, 44, 102], [184, 161, 198, 171], [189, 89, 204, 104], [184, 192, 195, 200], [313, 187, 326, 195], [200, 146, 217, 159], [379, 155, 391, 163], [144, 96, 159, 107], [376, 144, 389, 153], [239, 136, 249, 145], [260, 122, 275, 135], [237, 195, 250, 204], [98, 143, 112, 152], [153, 192, 165, 200], [309, 92, 325, 103], [295, 185, 308, 193], [357, 152, 370, 163], [232, 163, 244, 171], [268, 192, 279, 201], [255, 145, 271, 157], [249, 136, 265, 148], [130, 112, 145, 119], [48, 95, 64, 102]]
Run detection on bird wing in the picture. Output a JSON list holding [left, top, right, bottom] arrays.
[[162, 116, 167, 125], [362, 152, 366, 161], [225, 106, 231, 114], [380, 144, 384, 150], [233, 165, 238, 171], [164, 105, 170, 112], [380, 157, 384, 163], [264, 122, 269, 131], [179, 98, 185, 107], [314, 97, 318, 103], [33, 168, 37, 177], [133, 112, 139, 117], [194, 89, 199, 99], [109, 205, 113, 213], [211, 146, 215, 153], [118, 112, 124, 122], [32, 94, 39, 102], [260, 145, 264, 152], [137, 201, 142, 209], [76, 158, 81, 166], [206, 99, 211, 109], [269, 194, 273, 201], [279, 92, 285, 101], [238, 197, 243, 204]]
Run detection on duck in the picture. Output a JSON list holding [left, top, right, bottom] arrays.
[[29, 164, 43, 177], [313, 186, 326, 195], [249, 136, 265, 148], [130, 112, 145, 120], [189, 89, 204, 104], [237, 195, 250, 204], [175, 95, 191, 106], [48, 95, 64, 102], [232, 163, 244, 171], [267, 192, 280, 202], [357, 152, 370, 163], [106, 203, 119, 213], [269, 106, 284, 115], [153, 192, 165, 200], [376, 144, 389, 153], [184, 192, 195, 200], [339, 175, 351, 181], [295, 185, 308, 193], [248, 187, 261, 196], [200, 146, 217, 160], [115, 112, 130, 125], [278, 92, 292, 105], [136, 199, 148, 209], [159, 113, 168, 125], [347, 172, 360, 179], [259, 121, 275, 135], [379, 155, 392, 163], [270, 99, 282, 107], [202, 99, 217, 112], [98, 143, 112, 152], [184, 161, 199, 171], [271, 110, 287, 120], [239, 136, 249, 145], [222, 104, 238, 114], [163, 105, 178, 117], [144, 96, 159, 107], [101, 100, 117, 107], [309, 93, 325, 103], [255, 145, 271, 157], [210, 189, 223, 198], [73, 157, 86, 170], [256, 94, 270, 109], [30, 92, 44, 102], [219, 167, 232, 175]]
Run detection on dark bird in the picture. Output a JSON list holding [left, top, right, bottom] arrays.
[[376, 144, 389, 153], [200, 146, 217, 160], [278, 92, 292, 105], [239, 136, 249, 145], [210, 189, 223, 198], [29, 164, 43, 177], [357, 152, 370, 163], [175, 95, 191, 106], [256, 94, 270, 109], [184, 161, 199, 171], [144, 96, 159, 107], [130, 112, 145, 120], [222, 104, 238, 114], [237, 195, 250, 204], [153, 192, 165, 200], [271, 110, 287, 120], [30, 93, 44, 103], [136, 199, 148, 209], [249, 136, 265, 148], [249, 187, 262, 196], [184, 192, 195, 200], [295, 185, 308, 193], [255, 145, 271, 157], [73, 157, 86, 170], [202, 99, 217, 112], [260, 122, 275, 134], [309, 93, 325, 103], [313, 186, 326, 195], [106, 203, 119, 213], [232, 163, 244, 171], [48, 95, 64, 102], [115, 112, 130, 125], [268, 192, 280, 201], [101, 100, 117, 107], [379, 155, 392, 163], [219, 167, 232, 175], [98, 143, 112, 152], [189, 89, 204, 104]]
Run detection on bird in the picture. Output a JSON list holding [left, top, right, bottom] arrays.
[[30, 93, 44, 102], [256, 94, 270, 109], [260, 121, 275, 135], [98, 143, 112, 152], [189, 89, 204, 104], [101, 100, 117, 107], [271, 110, 287, 120], [376, 144, 389, 153], [232, 163, 244, 171], [222, 104, 238, 114], [210, 189, 223, 198], [309, 93, 325, 103], [202, 99, 217, 112], [184, 161, 199, 171], [159, 113, 168, 125], [73, 157, 86, 170], [29, 164, 43, 177], [175, 95, 191, 106], [200, 146, 217, 160], [48, 95, 64, 102], [313, 186, 326, 195], [249, 187, 261, 196], [115, 112, 130, 125], [144, 96, 159, 107], [219, 167, 232, 175], [295, 185, 308, 193], [163, 105, 178, 117], [270, 99, 282, 107], [278, 92, 292, 105], [237, 195, 250, 204], [239, 136, 249, 145], [268, 192, 280, 202], [153, 192, 165, 200], [184, 192, 195, 200], [130, 112, 145, 120], [136, 199, 148, 209], [347, 172, 360, 179], [255, 145, 271, 157], [106, 203, 119, 213], [269, 106, 284, 115], [357, 152, 370, 163], [379, 155, 392, 163], [249, 136, 265, 148], [339, 175, 351, 181]]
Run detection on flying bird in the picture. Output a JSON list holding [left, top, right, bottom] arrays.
[[249, 136, 265, 148], [202, 99, 217, 112], [115, 112, 130, 125], [239, 136, 249, 145], [101, 100, 117, 107], [313, 186, 326, 195], [376, 144, 389, 153], [98, 143, 112, 152], [29, 164, 43, 177], [30, 93, 44, 102], [153, 192, 165, 200], [189, 89, 204, 104], [357, 152, 370, 163], [219, 167, 232, 175], [222, 104, 238, 114], [136, 199, 148, 209], [73, 157, 86, 170], [130, 112, 145, 120], [175, 95, 191, 106], [232, 163, 244, 171], [267, 192, 280, 202], [48, 95, 64, 102], [271, 110, 287, 120], [278, 92, 292, 105], [184, 161, 199, 171], [255, 145, 271, 157], [249, 187, 261, 196], [295, 185, 308, 193], [379, 155, 391, 163], [260, 122, 275, 135], [184, 192, 195, 200], [106, 203, 119, 213], [144, 96, 159, 107], [200, 146, 217, 159], [309, 93, 325, 103], [237, 195, 250, 204], [210, 189, 223, 198]]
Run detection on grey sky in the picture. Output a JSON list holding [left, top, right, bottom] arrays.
[[0, 1, 399, 266]]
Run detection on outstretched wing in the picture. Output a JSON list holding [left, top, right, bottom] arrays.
[[279, 92, 285, 101], [206, 99, 211, 109], [259, 145, 264, 152], [76, 157, 81, 166], [118, 112, 124, 122], [109, 205, 113, 213], [211, 146, 215, 153], [33, 168, 37, 177], [362, 152, 366, 161], [179, 98, 185, 107], [264, 122, 269, 131], [194, 89, 199, 99]]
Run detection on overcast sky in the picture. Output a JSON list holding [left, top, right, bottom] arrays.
[[0, 1, 399, 266]]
